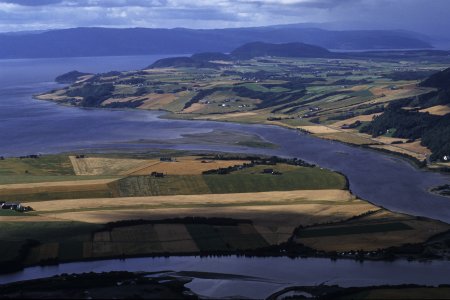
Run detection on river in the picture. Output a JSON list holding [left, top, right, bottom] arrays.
[[0, 256, 450, 298], [0, 55, 449, 297]]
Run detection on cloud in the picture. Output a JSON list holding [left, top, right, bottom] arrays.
[[0, 0, 63, 5], [0, 0, 449, 38]]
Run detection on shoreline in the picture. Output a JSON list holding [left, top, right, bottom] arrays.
[[1, 208, 449, 277], [1, 243, 449, 277], [33, 93, 450, 175], [161, 110, 450, 174], [0, 97, 441, 279]]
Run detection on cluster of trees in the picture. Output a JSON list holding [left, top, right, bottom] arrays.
[[102, 217, 252, 230], [383, 70, 435, 81], [67, 83, 115, 107], [202, 156, 315, 175], [55, 70, 91, 84], [360, 107, 450, 160]]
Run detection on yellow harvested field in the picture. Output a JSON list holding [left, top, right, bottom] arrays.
[[0, 178, 116, 196], [70, 156, 151, 176], [126, 157, 250, 176], [102, 96, 140, 105], [71, 155, 248, 177], [298, 125, 341, 134], [331, 113, 381, 128], [371, 136, 408, 144], [370, 144, 428, 160], [139, 93, 178, 109], [196, 111, 259, 121], [28, 189, 355, 212], [28, 189, 374, 244], [76, 74, 94, 83], [0, 215, 62, 222], [317, 132, 375, 145], [35, 89, 72, 101], [395, 140, 431, 156], [39, 203, 374, 245], [182, 103, 206, 113], [369, 84, 419, 101], [348, 84, 370, 92], [419, 105, 450, 116], [429, 161, 450, 169]]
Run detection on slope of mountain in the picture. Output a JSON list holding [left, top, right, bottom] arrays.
[[360, 67, 450, 161], [230, 42, 331, 59], [55, 70, 91, 83], [148, 42, 332, 68], [420, 67, 450, 89], [0, 26, 432, 59]]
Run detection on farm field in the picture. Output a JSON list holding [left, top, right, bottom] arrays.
[[0, 152, 449, 268], [35, 54, 450, 166], [1, 189, 448, 266], [35, 52, 450, 167], [36, 56, 448, 129], [419, 104, 450, 116], [295, 210, 450, 251], [0, 179, 116, 202], [0, 153, 347, 201]]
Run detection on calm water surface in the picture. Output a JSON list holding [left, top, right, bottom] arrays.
[[0, 55, 448, 221], [1, 256, 450, 298], [1, 56, 450, 296]]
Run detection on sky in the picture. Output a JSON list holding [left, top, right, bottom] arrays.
[[0, 0, 449, 38]]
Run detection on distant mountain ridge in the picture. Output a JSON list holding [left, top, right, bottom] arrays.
[[0, 25, 432, 59], [231, 42, 331, 59], [148, 42, 333, 68]]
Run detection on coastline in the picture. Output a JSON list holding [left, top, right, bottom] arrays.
[[0, 96, 441, 278], [33, 92, 443, 173]]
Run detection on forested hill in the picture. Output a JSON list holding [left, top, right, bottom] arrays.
[[420, 67, 450, 90], [230, 42, 332, 59], [360, 68, 450, 161], [147, 42, 332, 68], [0, 26, 432, 59]]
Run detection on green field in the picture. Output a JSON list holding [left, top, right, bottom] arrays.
[[114, 164, 347, 197], [37, 54, 450, 128], [0, 155, 74, 176]]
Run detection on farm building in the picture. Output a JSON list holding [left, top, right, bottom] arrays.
[[262, 168, 282, 175], [1, 202, 20, 210], [1, 202, 32, 212], [150, 172, 164, 178], [160, 157, 173, 162]]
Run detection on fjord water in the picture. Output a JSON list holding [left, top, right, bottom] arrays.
[[1, 256, 450, 299], [0, 55, 449, 221], [1, 55, 450, 298]]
